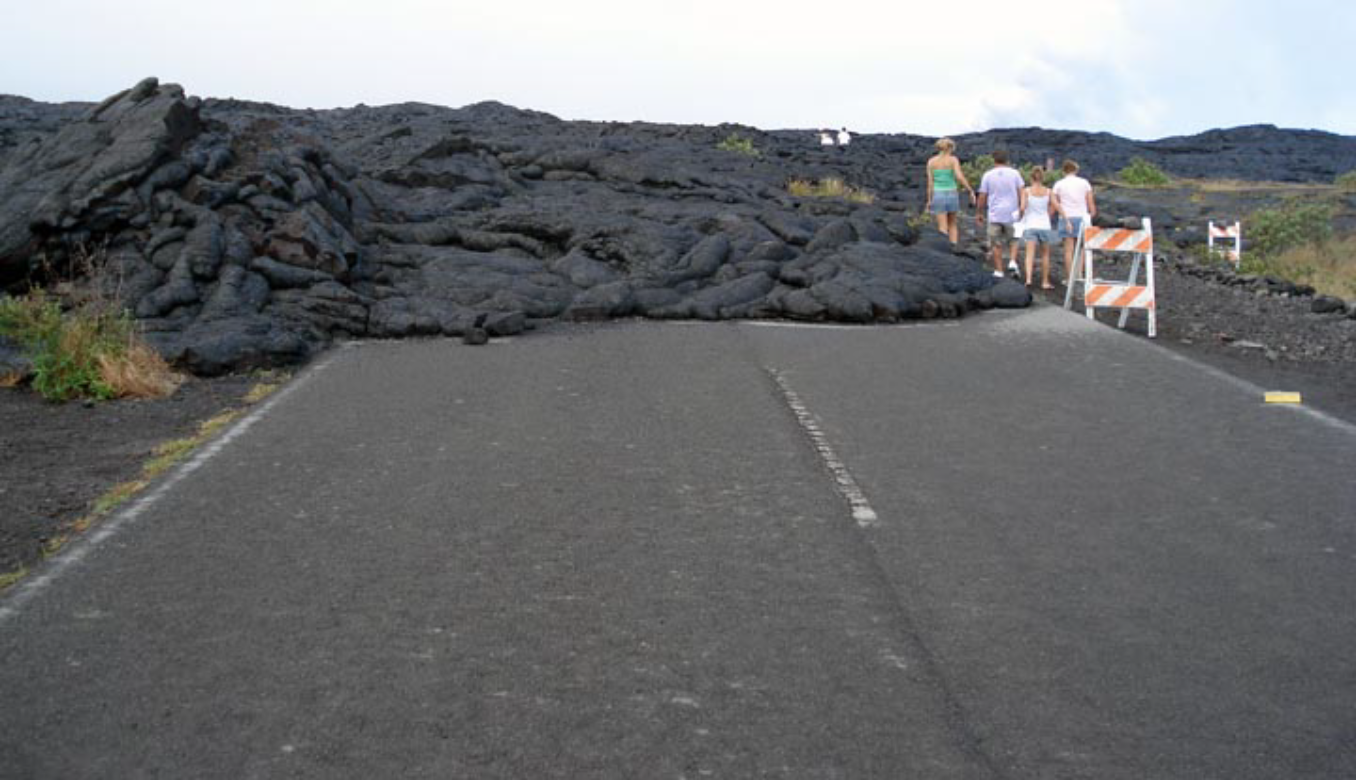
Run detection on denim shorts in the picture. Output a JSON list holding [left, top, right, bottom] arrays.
[[930, 190, 960, 214], [1058, 216, 1085, 239], [1024, 228, 1057, 245]]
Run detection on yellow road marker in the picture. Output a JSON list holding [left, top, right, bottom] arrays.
[[1265, 392, 1302, 404]]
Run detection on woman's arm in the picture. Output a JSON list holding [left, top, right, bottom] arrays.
[[1086, 187, 1097, 219], [1019, 187, 1028, 216], [925, 159, 934, 202]]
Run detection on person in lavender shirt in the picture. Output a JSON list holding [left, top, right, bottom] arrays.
[[975, 150, 1025, 277]]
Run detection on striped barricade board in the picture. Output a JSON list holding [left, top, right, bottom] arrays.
[[1080, 219, 1158, 338], [1084, 226, 1153, 253], [1085, 283, 1155, 310]]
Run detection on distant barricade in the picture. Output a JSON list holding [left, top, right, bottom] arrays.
[[1208, 220, 1242, 265]]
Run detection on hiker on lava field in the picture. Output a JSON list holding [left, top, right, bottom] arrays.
[[925, 138, 976, 246], [1052, 159, 1097, 284], [975, 149, 1025, 277], [1019, 166, 1058, 289]]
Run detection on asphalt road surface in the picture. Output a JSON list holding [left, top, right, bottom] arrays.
[[2, 305, 1354, 779]]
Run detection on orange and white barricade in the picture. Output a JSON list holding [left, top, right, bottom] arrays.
[[1208, 221, 1241, 265], [1063, 218, 1157, 338]]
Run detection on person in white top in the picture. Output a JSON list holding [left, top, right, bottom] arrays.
[[1051, 159, 1097, 285], [1018, 167, 1057, 289], [837, 128, 851, 149], [819, 131, 835, 148]]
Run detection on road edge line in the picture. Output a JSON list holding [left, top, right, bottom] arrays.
[[0, 352, 342, 628]]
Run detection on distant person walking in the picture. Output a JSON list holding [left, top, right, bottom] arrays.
[[925, 138, 975, 246], [1019, 167, 1057, 289], [837, 127, 852, 150], [975, 149, 1025, 277], [1052, 159, 1097, 284], [819, 131, 836, 148]]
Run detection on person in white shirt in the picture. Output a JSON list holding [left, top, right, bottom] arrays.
[[837, 128, 851, 149], [819, 131, 835, 148], [1051, 159, 1097, 285], [1018, 167, 1057, 289]]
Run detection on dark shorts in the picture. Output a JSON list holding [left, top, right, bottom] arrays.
[[986, 222, 1017, 248]]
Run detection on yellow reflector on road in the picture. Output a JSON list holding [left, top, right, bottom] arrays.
[[1264, 392, 1302, 404]]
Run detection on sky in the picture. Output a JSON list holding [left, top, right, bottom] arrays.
[[3, 0, 1354, 140]]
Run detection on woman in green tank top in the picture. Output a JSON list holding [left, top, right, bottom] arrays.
[[926, 138, 976, 246]]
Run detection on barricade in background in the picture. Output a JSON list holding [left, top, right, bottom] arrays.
[[1063, 218, 1157, 338], [1208, 221, 1242, 265]]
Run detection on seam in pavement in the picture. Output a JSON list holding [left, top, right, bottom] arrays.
[[766, 368, 879, 527], [0, 351, 342, 629], [760, 365, 1011, 780]]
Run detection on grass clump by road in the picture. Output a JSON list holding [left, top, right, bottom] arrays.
[[0, 290, 181, 402], [1335, 170, 1356, 191], [788, 177, 875, 204], [1243, 235, 1356, 300]]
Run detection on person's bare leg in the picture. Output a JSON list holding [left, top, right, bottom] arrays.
[[991, 244, 1004, 274], [947, 214, 959, 245], [1041, 243, 1053, 288], [935, 212, 947, 237], [1024, 241, 1035, 285], [1009, 241, 1021, 274]]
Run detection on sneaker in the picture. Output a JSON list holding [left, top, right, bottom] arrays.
[[992, 270, 1004, 278]]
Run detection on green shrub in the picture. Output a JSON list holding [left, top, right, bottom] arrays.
[[1245, 199, 1334, 260], [960, 155, 994, 190], [716, 134, 760, 158], [1118, 158, 1171, 187], [1336, 170, 1356, 191]]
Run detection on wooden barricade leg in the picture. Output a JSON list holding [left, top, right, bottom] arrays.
[[1083, 237, 1096, 321], [1146, 245, 1157, 338], [1117, 253, 1142, 330], [1063, 226, 1086, 311]]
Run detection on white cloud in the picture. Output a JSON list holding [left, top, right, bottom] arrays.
[[2, 0, 1352, 138]]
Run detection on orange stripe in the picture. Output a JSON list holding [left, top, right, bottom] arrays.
[[1112, 286, 1147, 307], [1085, 285, 1112, 305], [1132, 236, 1153, 252], [1100, 230, 1132, 251]]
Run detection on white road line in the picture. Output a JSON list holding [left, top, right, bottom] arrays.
[[741, 321, 962, 331], [767, 368, 880, 528], [0, 353, 340, 628]]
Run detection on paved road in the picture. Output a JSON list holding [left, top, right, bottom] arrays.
[[2, 305, 1354, 778]]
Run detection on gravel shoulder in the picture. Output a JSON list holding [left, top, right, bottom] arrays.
[[0, 375, 257, 577]]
